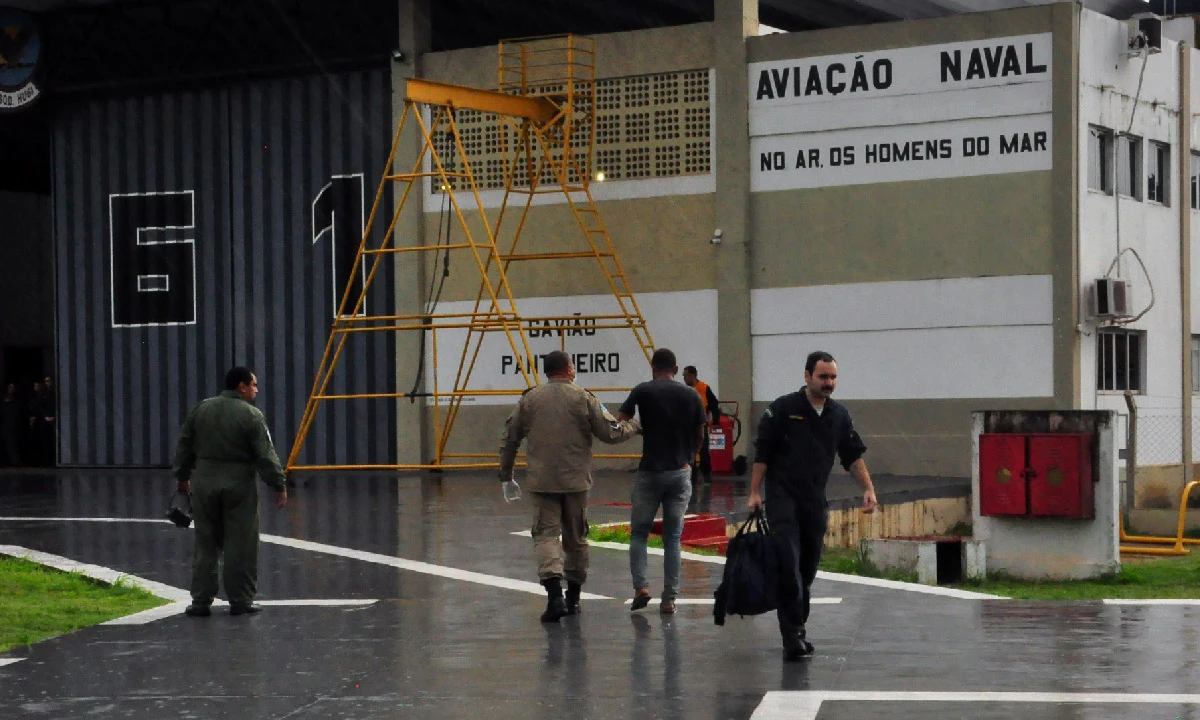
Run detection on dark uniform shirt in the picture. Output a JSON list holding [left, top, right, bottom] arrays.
[[619, 379, 706, 472], [753, 390, 867, 515], [172, 390, 286, 491]]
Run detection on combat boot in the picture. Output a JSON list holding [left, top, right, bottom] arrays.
[[565, 581, 582, 616], [541, 578, 567, 622], [783, 626, 815, 661]]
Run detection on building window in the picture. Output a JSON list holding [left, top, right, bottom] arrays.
[[1088, 125, 1114, 195], [1148, 141, 1170, 205], [1191, 152, 1200, 210], [1117, 134, 1142, 200], [1098, 329, 1144, 392], [1193, 336, 1200, 393]]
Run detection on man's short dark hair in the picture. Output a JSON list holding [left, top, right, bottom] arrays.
[[651, 348, 677, 371], [683, 365, 698, 376], [805, 351, 835, 375], [225, 366, 254, 390], [543, 350, 571, 376]]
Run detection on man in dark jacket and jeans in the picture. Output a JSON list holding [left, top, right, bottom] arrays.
[[617, 348, 706, 614], [748, 351, 877, 660]]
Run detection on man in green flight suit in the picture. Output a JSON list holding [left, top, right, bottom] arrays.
[[174, 366, 288, 617]]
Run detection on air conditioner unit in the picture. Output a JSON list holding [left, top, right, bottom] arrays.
[[1127, 13, 1163, 54], [1093, 278, 1131, 319]]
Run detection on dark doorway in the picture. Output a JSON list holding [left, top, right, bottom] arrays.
[[4, 346, 47, 387], [3, 346, 54, 467]]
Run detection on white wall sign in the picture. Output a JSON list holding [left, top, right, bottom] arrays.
[[749, 33, 1053, 190], [750, 33, 1052, 113], [426, 290, 717, 406], [750, 113, 1052, 191]]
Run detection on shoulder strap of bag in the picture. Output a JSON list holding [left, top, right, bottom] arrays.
[[735, 510, 761, 539]]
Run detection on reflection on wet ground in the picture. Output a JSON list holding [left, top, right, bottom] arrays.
[[0, 469, 1195, 719]]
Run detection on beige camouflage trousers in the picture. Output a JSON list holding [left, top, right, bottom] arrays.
[[531, 490, 589, 584]]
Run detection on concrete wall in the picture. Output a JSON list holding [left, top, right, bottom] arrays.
[[402, 23, 722, 465], [824, 495, 970, 549], [386, 4, 1190, 482], [1079, 10, 1190, 451], [744, 4, 1076, 477]]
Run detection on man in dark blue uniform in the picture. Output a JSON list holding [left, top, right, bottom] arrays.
[[748, 350, 877, 660]]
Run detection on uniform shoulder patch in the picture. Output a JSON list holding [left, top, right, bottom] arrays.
[[764, 407, 774, 418]]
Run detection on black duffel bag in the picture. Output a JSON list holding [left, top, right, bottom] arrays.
[[714, 508, 783, 625], [165, 490, 193, 528]]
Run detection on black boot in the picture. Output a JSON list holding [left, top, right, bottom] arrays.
[[565, 581, 582, 616], [541, 578, 567, 623], [783, 626, 815, 661], [183, 603, 211, 618]]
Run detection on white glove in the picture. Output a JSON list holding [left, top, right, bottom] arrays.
[[502, 479, 522, 503]]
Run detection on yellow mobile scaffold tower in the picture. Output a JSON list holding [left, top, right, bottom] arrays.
[[287, 34, 654, 472]]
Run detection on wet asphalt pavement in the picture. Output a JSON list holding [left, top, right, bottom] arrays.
[[1, 469, 1197, 719]]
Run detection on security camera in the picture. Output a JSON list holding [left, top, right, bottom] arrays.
[[710, 229, 723, 245], [391, 49, 406, 63]]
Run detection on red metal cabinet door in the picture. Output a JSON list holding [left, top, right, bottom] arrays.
[[980, 434, 1027, 517], [1028, 434, 1094, 519]]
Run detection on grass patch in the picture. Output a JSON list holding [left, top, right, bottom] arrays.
[[819, 547, 918, 583], [824, 543, 1200, 599], [0, 556, 168, 653], [587, 524, 723, 556], [959, 552, 1200, 599]]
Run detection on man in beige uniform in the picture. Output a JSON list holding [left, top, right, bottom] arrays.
[[499, 350, 641, 622]]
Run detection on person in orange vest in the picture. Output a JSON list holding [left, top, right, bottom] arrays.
[[683, 366, 721, 483]]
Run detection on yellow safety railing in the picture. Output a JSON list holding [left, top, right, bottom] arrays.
[[1118, 480, 1200, 556]]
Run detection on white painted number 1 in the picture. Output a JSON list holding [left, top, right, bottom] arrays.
[[312, 174, 367, 319]]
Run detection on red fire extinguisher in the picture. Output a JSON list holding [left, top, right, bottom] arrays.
[[710, 401, 745, 476]]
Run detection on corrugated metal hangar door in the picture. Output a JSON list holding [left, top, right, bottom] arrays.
[[53, 69, 396, 467]]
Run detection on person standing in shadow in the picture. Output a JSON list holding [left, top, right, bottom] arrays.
[[1, 383, 22, 466]]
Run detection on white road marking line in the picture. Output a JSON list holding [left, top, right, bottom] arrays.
[[0, 518, 614, 601], [0, 542, 389, 627], [102, 602, 194, 626], [520, 531, 1008, 600], [1104, 599, 1200, 605], [0, 517, 172, 524], [0, 545, 191, 603], [103, 599, 380, 625], [258, 533, 612, 600], [512, 530, 728, 563], [0, 659, 24, 668], [255, 599, 378, 607], [814, 571, 1005, 600], [750, 691, 1200, 720], [621, 597, 842, 605]]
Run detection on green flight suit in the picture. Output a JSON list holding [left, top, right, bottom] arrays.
[[172, 389, 286, 606]]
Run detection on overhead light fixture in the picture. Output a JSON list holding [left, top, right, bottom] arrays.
[[595, 171, 606, 182]]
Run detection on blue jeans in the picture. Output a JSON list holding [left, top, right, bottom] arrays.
[[629, 468, 693, 602]]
